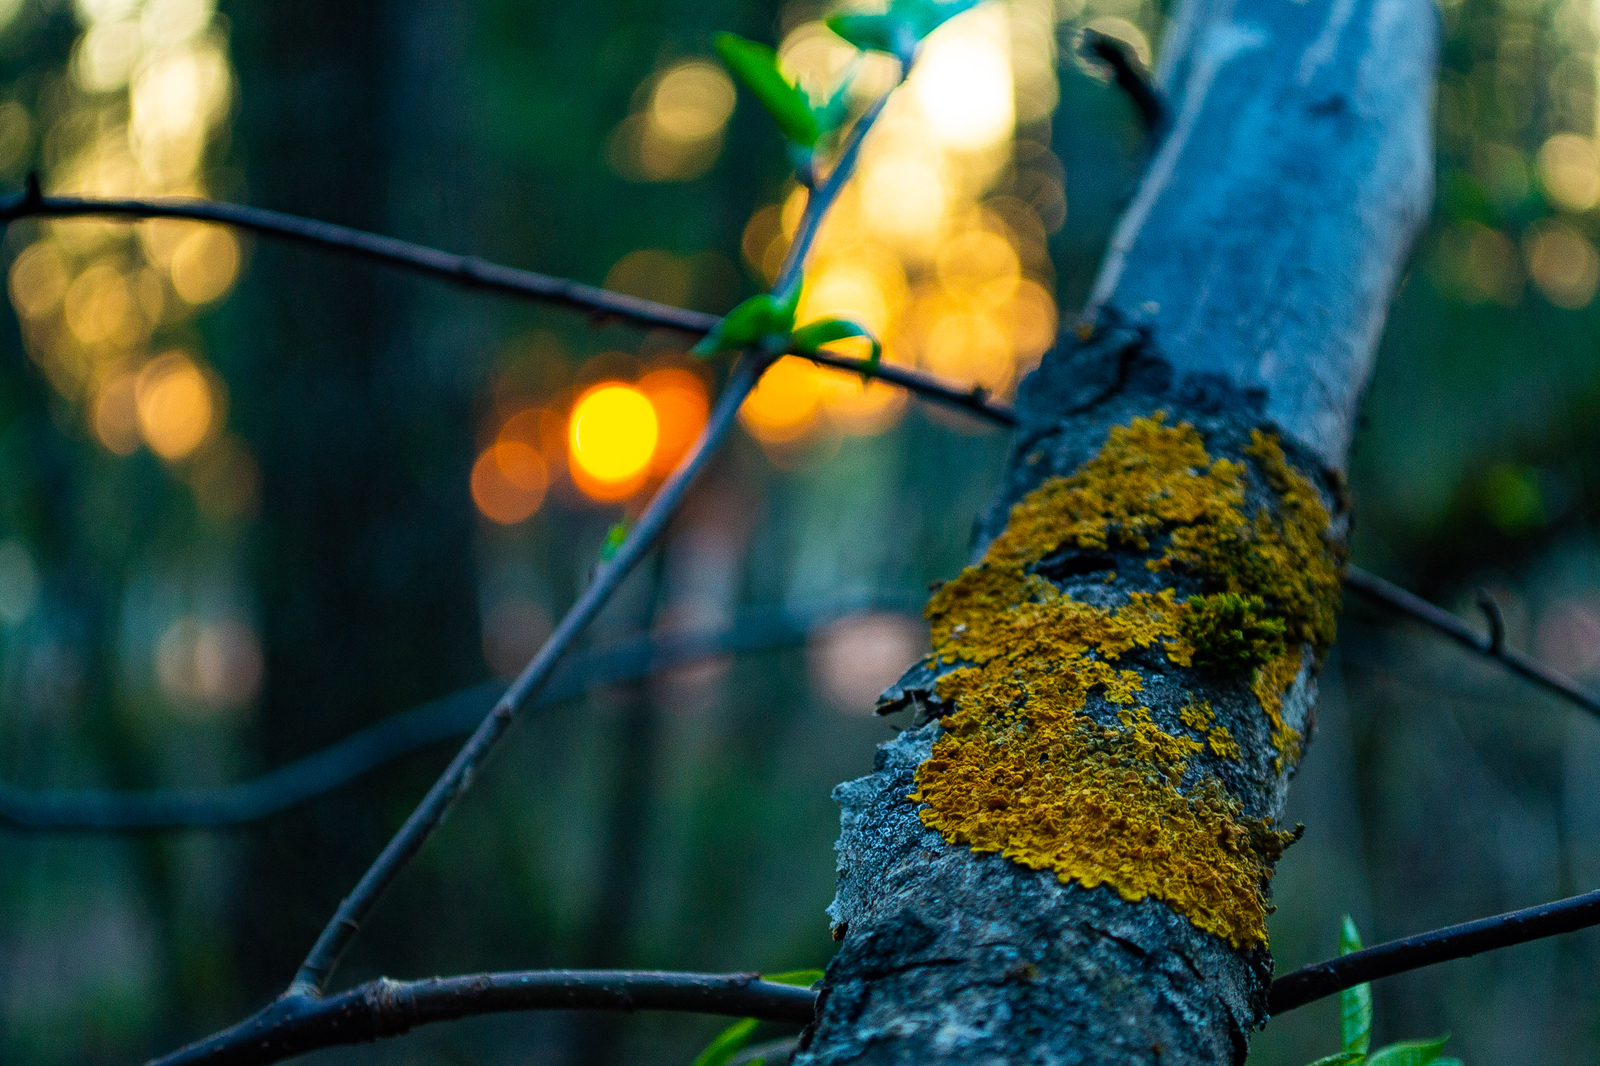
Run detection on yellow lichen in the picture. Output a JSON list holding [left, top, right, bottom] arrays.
[[909, 414, 1341, 949], [1208, 725, 1241, 760]]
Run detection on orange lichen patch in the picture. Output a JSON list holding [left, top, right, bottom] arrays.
[[910, 414, 1342, 949], [983, 415, 1246, 565]]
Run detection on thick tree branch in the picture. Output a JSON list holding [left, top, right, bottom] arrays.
[[144, 970, 817, 1066], [135, 883, 1600, 1066], [0, 593, 922, 831]]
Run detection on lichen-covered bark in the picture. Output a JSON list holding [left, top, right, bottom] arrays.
[[795, 0, 1436, 1059]]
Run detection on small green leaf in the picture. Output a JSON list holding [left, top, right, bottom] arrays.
[[692, 1017, 760, 1066], [1303, 1053, 1365, 1066], [691, 292, 800, 357], [715, 34, 820, 147], [1339, 916, 1372, 1058], [1364, 1035, 1451, 1066], [826, 12, 912, 57], [791, 317, 882, 372], [600, 521, 629, 561], [762, 968, 825, 987]]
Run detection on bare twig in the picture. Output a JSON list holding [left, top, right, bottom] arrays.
[[1267, 885, 1600, 1015], [0, 592, 923, 831], [1343, 566, 1600, 719], [1079, 28, 1166, 135], [797, 346, 1017, 426], [0, 185, 721, 336], [285, 81, 903, 1000], [0, 184, 1019, 427], [145, 970, 817, 1066], [289, 355, 764, 996]]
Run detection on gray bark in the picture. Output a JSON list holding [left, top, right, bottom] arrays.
[[794, 0, 1436, 1062]]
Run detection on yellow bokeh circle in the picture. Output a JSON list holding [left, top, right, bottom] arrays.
[[568, 383, 659, 485]]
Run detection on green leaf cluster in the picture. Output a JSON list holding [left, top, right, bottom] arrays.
[[690, 971, 824, 1066], [1299, 918, 1461, 1066], [691, 290, 799, 358], [692, 290, 881, 373]]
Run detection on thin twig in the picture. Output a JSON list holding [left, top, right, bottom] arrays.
[[797, 346, 1017, 426], [0, 185, 1020, 427], [0, 186, 721, 336], [1079, 29, 1166, 135], [1267, 885, 1600, 1015], [288, 355, 763, 996], [1343, 566, 1600, 719], [145, 970, 817, 1066], [285, 80, 904, 1000], [0, 592, 923, 831]]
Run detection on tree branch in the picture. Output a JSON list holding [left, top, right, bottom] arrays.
[[1267, 885, 1600, 1015], [0, 184, 1019, 427], [285, 79, 903, 999], [1343, 566, 1600, 719], [1080, 28, 1166, 134], [127, 877, 1600, 1066], [0, 186, 720, 335], [144, 970, 817, 1066], [0, 593, 923, 831]]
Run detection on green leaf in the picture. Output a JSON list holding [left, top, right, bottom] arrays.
[[826, 13, 911, 57], [1365, 1035, 1452, 1066], [714, 34, 820, 147], [1339, 916, 1372, 1057], [791, 317, 882, 372], [692, 1017, 760, 1066], [599, 521, 628, 561], [762, 968, 825, 987], [1303, 1053, 1365, 1066], [691, 292, 799, 357]]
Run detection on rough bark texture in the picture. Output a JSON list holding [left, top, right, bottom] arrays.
[[794, 0, 1437, 1061]]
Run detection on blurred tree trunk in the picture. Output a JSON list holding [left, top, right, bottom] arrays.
[[224, 0, 483, 994], [798, 0, 1437, 1063]]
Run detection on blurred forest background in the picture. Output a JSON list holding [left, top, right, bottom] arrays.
[[0, 0, 1598, 1063]]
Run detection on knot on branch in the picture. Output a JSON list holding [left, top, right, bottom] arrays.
[[364, 978, 419, 1038]]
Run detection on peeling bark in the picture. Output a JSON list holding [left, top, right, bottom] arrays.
[[796, 0, 1436, 1060]]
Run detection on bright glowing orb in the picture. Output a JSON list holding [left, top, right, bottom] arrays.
[[569, 383, 659, 485]]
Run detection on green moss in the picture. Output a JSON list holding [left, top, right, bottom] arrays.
[[1180, 592, 1288, 673]]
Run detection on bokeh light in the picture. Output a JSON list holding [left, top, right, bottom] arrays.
[[472, 440, 550, 525], [650, 61, 736, 142], [569, 383, 659, 494], [639, 367, 709, 475], [135, 350, 215, 459], [169, 225, 240, 305], [1525, 223, 1600, 308], [1537, 133, 1600, 212], [155, 614, 263, 715]]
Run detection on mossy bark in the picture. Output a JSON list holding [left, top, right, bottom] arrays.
[[795, 0, 1437, 1060]]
